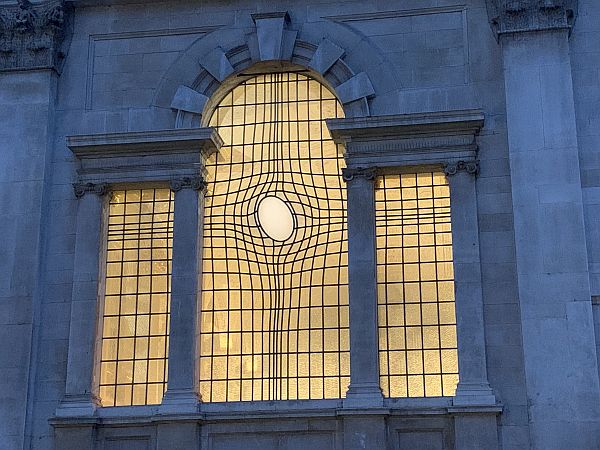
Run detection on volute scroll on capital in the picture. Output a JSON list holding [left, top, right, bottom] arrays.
[[444, 161, 480, 177], [342, 167, 378, 183], [73, 182, 110, 199], [169, 176, 207, 193]]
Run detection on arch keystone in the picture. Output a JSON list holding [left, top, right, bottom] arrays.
[[252, 11, 291, 61]]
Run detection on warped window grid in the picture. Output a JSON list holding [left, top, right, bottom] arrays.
[[99, 189, 174, 407], [200, 72, 349, 402], [376, 172, 459, 398]]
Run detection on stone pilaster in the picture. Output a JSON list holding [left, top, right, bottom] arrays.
[[56, 183, 109, 417], [160, 176, 206, 413], [0, 0, 72, 72], [341, 167, 384, 408], [446, 162, 500, 450], [491, 2, 600, 447]]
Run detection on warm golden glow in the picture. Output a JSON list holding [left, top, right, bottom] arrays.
[[256, 195, 295, 242], [99, 189, 173, 406], [376, 172, 459, 397], [200, 72, 349, 402]]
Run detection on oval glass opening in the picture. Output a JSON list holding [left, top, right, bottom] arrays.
[[256, 195, 295, 242]]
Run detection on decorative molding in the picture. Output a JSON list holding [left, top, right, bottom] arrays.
[[342, 167, 377, 182], [327, 110, 484, 169], [486, 0, 577, 39], [169, 176, 207, 192], [73, 182, 109, 198], [67, 128, 223, 184], [444, 160, 480, 177], [153, 11, 383, 120], [0, 0, 72, 72], [68, 128, 223, 157]]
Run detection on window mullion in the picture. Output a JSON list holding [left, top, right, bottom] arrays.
[[342, 167, 384, 408], [159, 177, 206, 412]]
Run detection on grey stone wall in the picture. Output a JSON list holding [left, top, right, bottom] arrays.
[[0, 0, 596, 448], [0, 70, 57, 450]]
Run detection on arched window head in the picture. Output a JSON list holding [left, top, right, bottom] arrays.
[[199, 72, 350, 402]]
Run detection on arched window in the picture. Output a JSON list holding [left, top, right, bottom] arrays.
[[199, 72, 350, 402]]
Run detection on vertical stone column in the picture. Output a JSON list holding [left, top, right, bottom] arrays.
[[446, 161, 495, 407], [342, 167, 383, 408], [489, 2, 600, 446], [160, 176, 205, 413], [57, 182, 108, 417], [446, 162, 499, 450]]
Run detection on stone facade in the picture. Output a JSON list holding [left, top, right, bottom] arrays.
[[0, 0, 599, 449]]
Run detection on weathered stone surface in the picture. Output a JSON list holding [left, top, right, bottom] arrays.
[[0, 0, 71, 72]]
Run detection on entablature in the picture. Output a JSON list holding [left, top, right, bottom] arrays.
[[67, 128, 223, 184], [326, 109, 484, 171]]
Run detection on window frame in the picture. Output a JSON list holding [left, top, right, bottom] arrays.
[[57, 107, 497, 420]]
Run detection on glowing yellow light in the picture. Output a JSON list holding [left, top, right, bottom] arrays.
[[256, 195, 295, 242]]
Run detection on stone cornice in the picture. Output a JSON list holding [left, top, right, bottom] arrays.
[[67, 128, 223, 184], [67, 128, 223, 158], [0, 0, 72, 72], [326, 110, 484, 170], [486, 0, 577, 40]]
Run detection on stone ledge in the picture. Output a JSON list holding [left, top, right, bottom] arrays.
[[67, 128, 223, 184], [327, 109, 484, 169], [50, 396, 484, 426], [67, 128, 223, 157]]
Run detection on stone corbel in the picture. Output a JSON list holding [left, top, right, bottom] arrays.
[[486, 0, 578, 40], [0, 0, 72, 72]]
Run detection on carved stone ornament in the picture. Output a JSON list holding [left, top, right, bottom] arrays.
[[169, 176, 207, 192], [73, 182, 109, 198], [486, 0, 577, 39], [444, 160, 480, 177], [0, 0, 72, 72], [342, 167, 378, 182]]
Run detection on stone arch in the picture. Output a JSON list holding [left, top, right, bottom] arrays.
[[153, 12, 398, 128]]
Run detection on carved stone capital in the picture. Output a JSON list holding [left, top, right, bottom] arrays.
[[486, 0, 577, 39], [73, 182, 109, 198], [0, 0, 72, 72], [444, 160, 480, 177], [342, 167, 377, 183], [169, 176, 207, 192]]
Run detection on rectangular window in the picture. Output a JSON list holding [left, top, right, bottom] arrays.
[[376, 171, 459, 398], [98, 188, 174, 406]]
